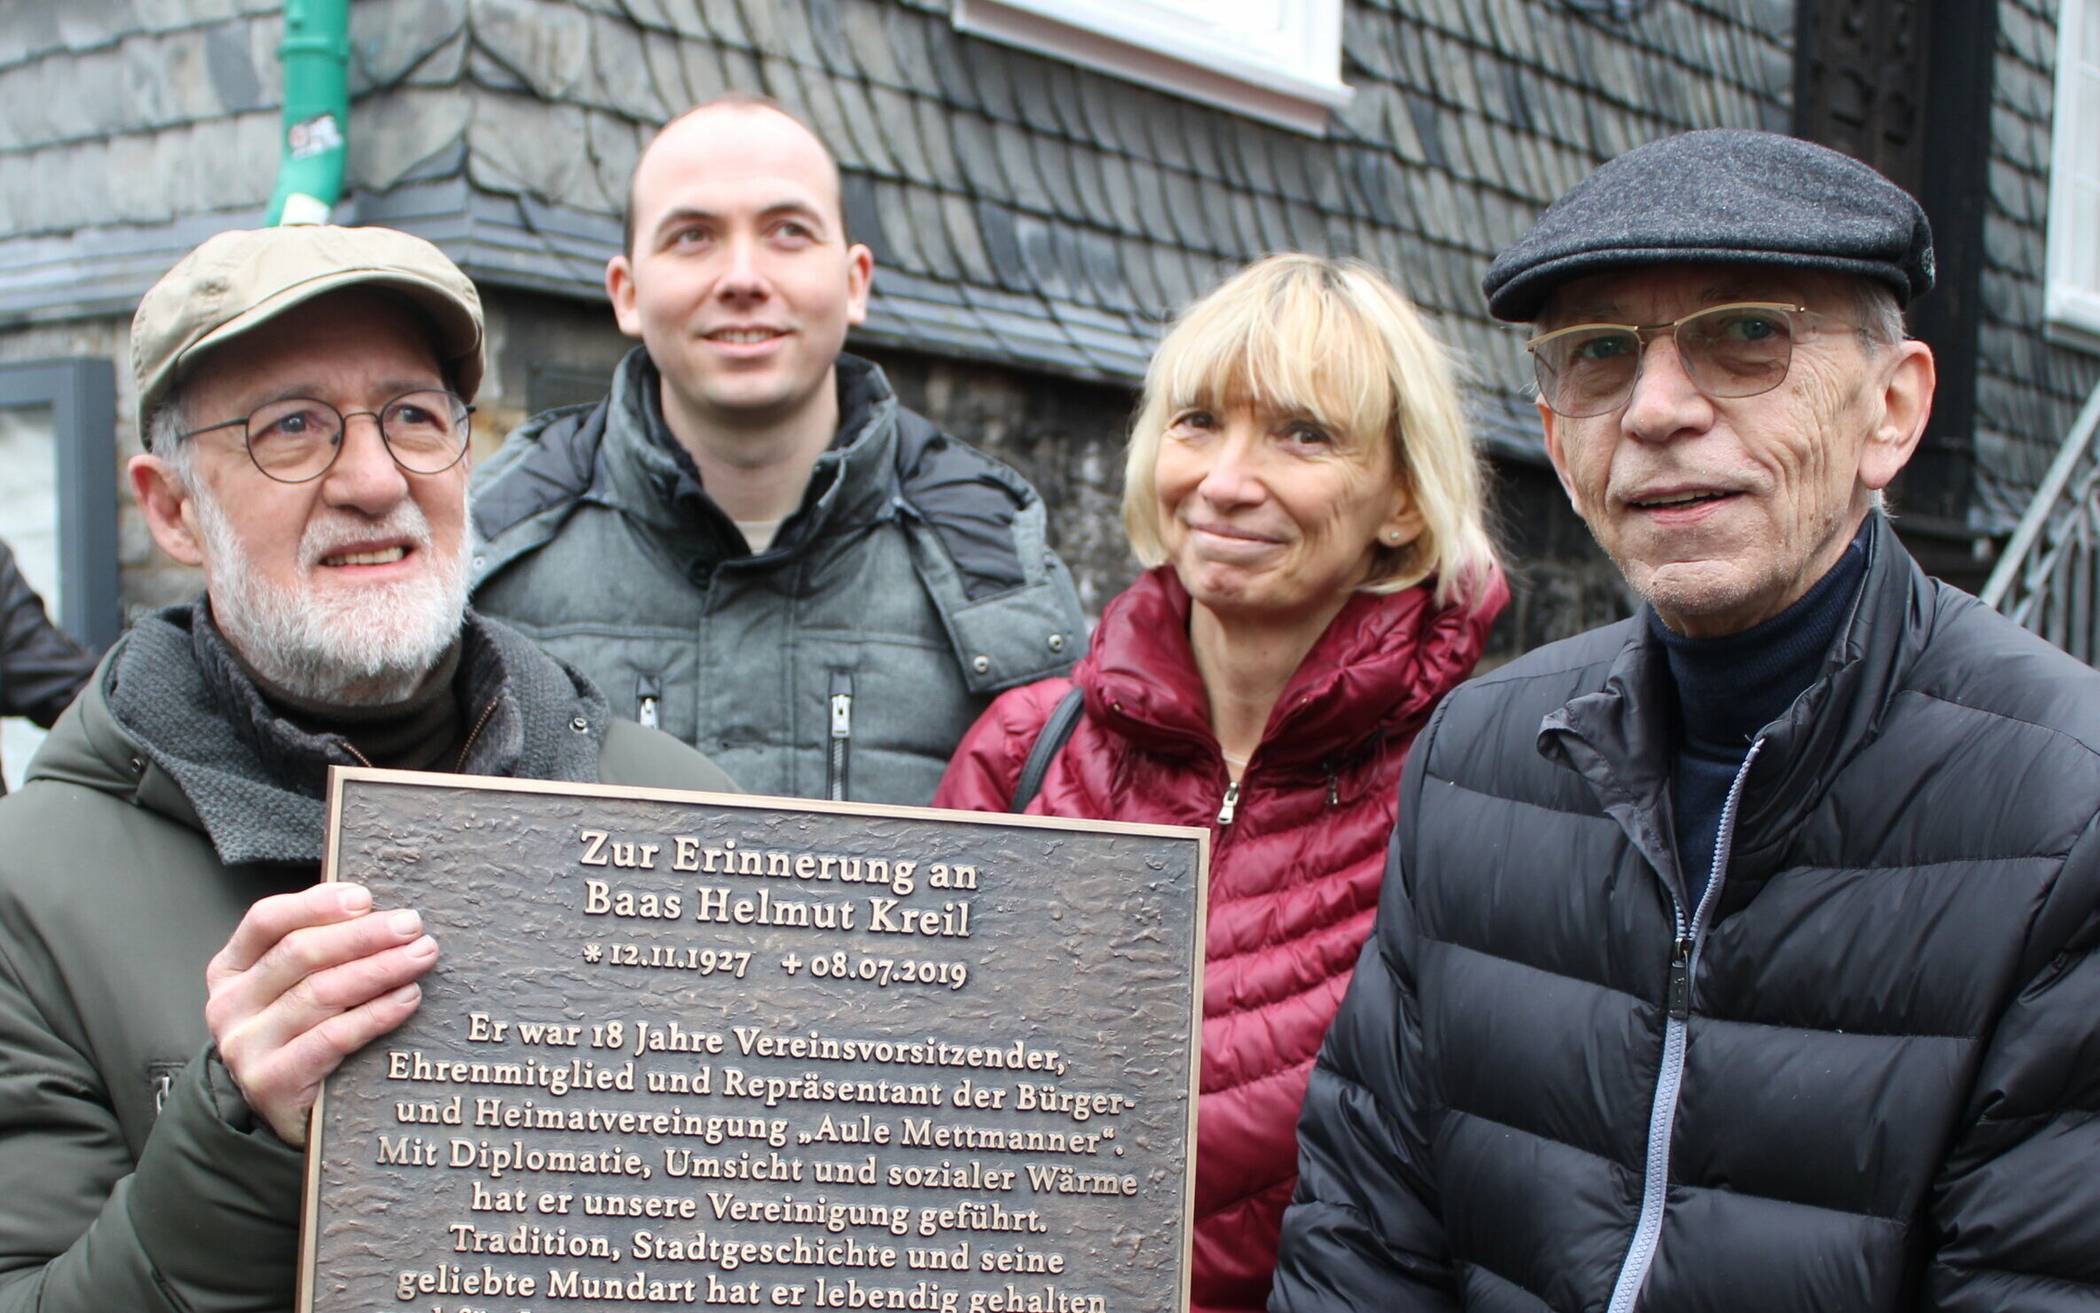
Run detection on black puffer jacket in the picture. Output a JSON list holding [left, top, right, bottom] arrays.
[[1273, 514, 2100, 1312]]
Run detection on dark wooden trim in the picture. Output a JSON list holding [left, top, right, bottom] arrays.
[[0, 358, 120, 650]]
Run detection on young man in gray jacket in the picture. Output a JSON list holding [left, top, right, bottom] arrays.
[[0, 225, 733, 1313], [469, 94, 1084, 806]]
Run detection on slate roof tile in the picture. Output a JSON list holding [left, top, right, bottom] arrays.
[[1116, 232, 1167, 312], [1161, 165, 1212, 254], [939, 190, 996, 286], [1013, 210, 1074, 301], [1028, 129, 1086, 224], [1066, 142, 1115, 231], [840, 1, 903, 88], [1036, 61, 1089, 141], [973, 198, 1028, 292], [1071, 69, 1125, 154], [676, 33, 729, 102], [636, 24, 695, 109], [805, 0, 857, 76], [1254, 190, 1298, 254], [732, 0, 787, 57], [1160, 99, 1217, 184], [698, 0, 746, 48], [472, 0, 587, 99], [895, 179, 959, 281], [469, 96, 589, 200], [354, 86, 473, 191], [715, 42, 762, 95], [867, 87, 930, 182], [911, 91, 960, 190], [993, 118, 1049, 211], [786, 58, 866, 171], [582, 107, 643, 212], [654, 0, 709, 40], [1224, 186, 1263, 256], [1011, 54, 1065, 139], [352, 0, 467, 91], [923, 15, 982, 113], [1073, 225, 1128, 309], [880, 4, 939, 95], [950, 110, 1008, 198], [834, 78, 898, 178], [588, 12, 671, 120], [617, 0, 670, 31]]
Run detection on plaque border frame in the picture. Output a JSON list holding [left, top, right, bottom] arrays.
[[298, 765, 1211, 1313]]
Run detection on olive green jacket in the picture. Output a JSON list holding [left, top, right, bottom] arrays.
[[0, 607, 732, 1313]]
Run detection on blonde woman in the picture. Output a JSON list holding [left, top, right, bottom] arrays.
[[935, 254, 1508, 1313]]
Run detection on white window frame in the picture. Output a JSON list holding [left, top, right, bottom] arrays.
[[952, 0, 1352, 137], [2046, 0, 2100, 346]]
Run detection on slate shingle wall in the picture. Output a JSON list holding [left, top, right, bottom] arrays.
[[1977, 0, 2100, 530], [5, 0, 2088, 651]]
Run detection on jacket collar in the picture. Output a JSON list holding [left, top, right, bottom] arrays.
[[597, 347, 905, 555], [1539, 512, 1932, 894], [1075, 565, 1508, 771], [41, 604, 610, 867]]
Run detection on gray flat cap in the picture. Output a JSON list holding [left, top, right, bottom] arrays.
[[1482, 129, 1934, 322]]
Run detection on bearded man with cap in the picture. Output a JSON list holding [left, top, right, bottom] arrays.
[[1272, 129, 2100, 1312], [0, 226, 733, 1312]]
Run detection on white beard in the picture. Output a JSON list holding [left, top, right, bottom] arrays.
[[193, 490, 469, 706]]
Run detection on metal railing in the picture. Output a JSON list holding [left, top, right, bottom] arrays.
[[1981, 380, 2100, 660]]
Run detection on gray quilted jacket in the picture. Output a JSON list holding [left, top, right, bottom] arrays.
[[468, 350, 1084, 805]]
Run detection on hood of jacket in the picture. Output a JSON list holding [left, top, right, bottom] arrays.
[[1075, 564, 1509, 772], [558, 346, 905, 555], [28, 604, 612, 867]]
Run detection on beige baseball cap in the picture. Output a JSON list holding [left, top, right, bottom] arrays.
[[131, 224, 485, 422]]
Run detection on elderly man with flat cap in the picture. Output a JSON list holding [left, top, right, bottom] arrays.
[[1273, 129, 2100, 1312], [0, 226, 732, 1312]]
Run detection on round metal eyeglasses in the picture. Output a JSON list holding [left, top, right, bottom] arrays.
[[1526, 302, 1847, 418], [175, 389, 473, 483]]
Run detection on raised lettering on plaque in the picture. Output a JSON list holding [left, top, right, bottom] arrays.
[[298, 768, 1208, 1313]]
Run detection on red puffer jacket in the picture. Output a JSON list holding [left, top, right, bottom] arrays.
[[934, 564, 1506, 1313]]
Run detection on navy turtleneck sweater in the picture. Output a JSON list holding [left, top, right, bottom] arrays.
[[1650, 523, 1869, 912]]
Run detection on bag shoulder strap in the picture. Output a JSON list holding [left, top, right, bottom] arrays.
[[1010, 686, 1086, 813]]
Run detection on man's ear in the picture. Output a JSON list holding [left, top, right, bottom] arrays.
[[129, 454, 205, 567], [605, 251, 643, 339], [1859, 339, 1936, 493], [1539, 399, 1585, 510], [843, 242, 873, 327]]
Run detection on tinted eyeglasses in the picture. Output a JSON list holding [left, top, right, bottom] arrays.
[[176, 390, 473, 483], [1526, 302, 1852, 418]]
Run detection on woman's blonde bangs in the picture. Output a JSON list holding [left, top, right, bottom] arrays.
[[1123, 254, 1501, 610]]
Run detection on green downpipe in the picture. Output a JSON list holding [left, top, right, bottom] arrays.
[[265, 0, 351, 225]]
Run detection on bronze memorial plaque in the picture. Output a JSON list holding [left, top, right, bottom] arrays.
[[300, 769, 1208, 1313]]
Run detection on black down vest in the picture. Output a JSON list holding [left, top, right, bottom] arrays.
[[1273, 515, 2100, 1313]]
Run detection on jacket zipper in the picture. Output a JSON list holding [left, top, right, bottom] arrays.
[[1605, 737, 1765, 1313], [454, 699, 502, 773], [636, 673, 661, 730], [826, 672, 853, 801], [1216, 780, 1240, 826]]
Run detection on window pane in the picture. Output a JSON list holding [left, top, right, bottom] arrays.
[[0, 404, 59, 793], [2075, 181, 2100, 294]]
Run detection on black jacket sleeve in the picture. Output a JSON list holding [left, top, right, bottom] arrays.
[[1924, 812, 2100, 1309], [1270, 708, 1460, 1313], [0, 542, 97, 729]]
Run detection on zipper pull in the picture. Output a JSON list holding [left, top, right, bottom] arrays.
[[1326, 770, 1340, 807], [1667, 935, 1693, 1020], [827, 671, 854, 802], [636, 674, 661, 730], [1216, 781, 1240, 826]]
